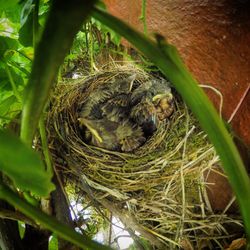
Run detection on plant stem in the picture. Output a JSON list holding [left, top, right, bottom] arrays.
[[39, 113, 53, 177], [140, 0, 147, 35], [5, 64, 22, 103], [33, 0, 40, 48], [89, 21, 95, 73]]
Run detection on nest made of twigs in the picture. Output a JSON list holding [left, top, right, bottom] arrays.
[[47, 65, 243, 249]]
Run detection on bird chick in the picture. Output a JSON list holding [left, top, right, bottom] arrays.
[[130, 100, 158, 136], [78, 117, 145, 152], [153, 92, 174, 120], [80, 74, 136, 120], [115, 120, 145, 152], [80, 85, 113, 119], [78, 117, 120, 151], [78, 74, 174, 152], [131, 78, 172, 105], [130, 78, 174, 134], [109, 73, 137, 94], [101, 93, 131, 122]]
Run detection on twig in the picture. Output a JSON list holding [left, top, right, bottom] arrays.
[[0, 208, 37, 227], [108, 212, 113, 246], [199, 84, 223, 119], [228, 84, 250, 123], [139, 0, 148, 35]]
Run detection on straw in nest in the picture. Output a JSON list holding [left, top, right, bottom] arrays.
[[47, 65, 243, 249]]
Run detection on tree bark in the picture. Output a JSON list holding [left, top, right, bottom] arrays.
[[51, 173, 80, 250], [0, 200, 24, 250], [22, 225, 50, 250]]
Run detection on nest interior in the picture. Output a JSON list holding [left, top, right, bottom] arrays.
[[47, 66, 243, 249]]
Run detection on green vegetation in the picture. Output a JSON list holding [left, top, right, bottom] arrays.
[[0, 0, 249, 249]]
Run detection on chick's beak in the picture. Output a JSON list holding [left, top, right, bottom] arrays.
[[152, 92, 173, 104], [128, 73, 137, 92], [78, 118, 103, 143]]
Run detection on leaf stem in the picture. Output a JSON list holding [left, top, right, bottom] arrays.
[[39, 113, 53, 177], [33, 0, 40, 48], [89, 21, 95, 73], [139, 0, 147, 35], [5, 63, 22, 103]]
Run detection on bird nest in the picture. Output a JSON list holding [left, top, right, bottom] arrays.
[[47, 66, 243, 249]]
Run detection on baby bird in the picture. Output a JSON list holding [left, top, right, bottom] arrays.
[[78, 117, 119, 151], [78, 117, 145, 152], [115, 120, 146, 152], [130, 78, 174, 135], [109, 73, 136, 94], [101, 93, 131, 122], [130, 99, 157, 136], [80, 74, 136, 120], [153, 92, 174, 121], [78, 73, 174, 152]]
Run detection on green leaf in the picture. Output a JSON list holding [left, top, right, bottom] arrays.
[[20, 0, 34, 26], [0, 0, 19, 10], [0, 65, 25, 90], [19, 0, 36, 47], [0, 3, 22, 23], [19, 13, 34, 46], [0, 95, 17, 115], [18, 221, 26, 239], [49, 234, 58, 250], [0, 36, 19, 57], [0, 16, 19, 39], [0, 92, 21, 126], [0, 129, 55, 196]]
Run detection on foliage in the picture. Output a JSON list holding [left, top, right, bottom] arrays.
[[18, 221, 25, 239], [0, 129, 54, 196], [63, 17, 121, 75], [0, 0, 111, 249], [48, 235, 58, 250]]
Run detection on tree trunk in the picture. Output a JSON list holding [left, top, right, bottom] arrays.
[[0, 200, 24, 250], [51, 173, 80, 250]]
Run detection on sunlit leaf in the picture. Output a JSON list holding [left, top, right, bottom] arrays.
[[0, 129, 55, 196], [19, 0, 36, 46], [38, 1, 50, 27], [20, 0, 34, 25], [0, 95, 17, 115], [0, 17, 19, 38], [49, 234, 58, 250], [19, 46, 34, 60], [18, 221, 25, 239], [0, 65, 24, 90]]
